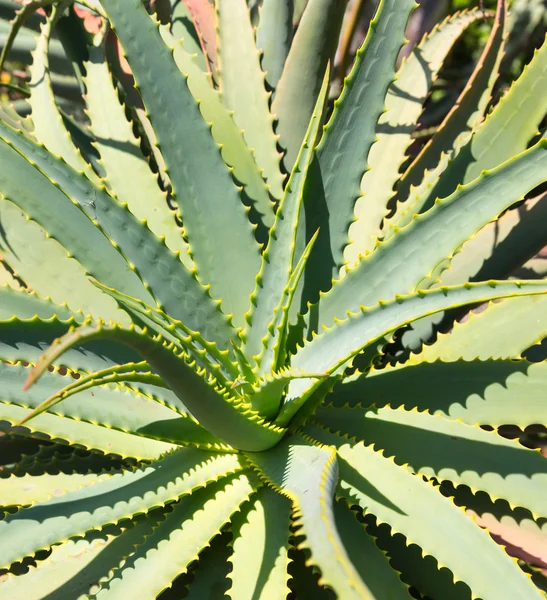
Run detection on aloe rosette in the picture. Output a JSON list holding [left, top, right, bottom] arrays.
[[1, 0, 547, 598]]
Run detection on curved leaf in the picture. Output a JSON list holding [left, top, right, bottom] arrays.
[[306, 425, 544, 600], [101, 0, 260, 327], [248, 435, 375, 599]]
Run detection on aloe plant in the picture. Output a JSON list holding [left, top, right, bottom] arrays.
[[1, 0, 547, 598]]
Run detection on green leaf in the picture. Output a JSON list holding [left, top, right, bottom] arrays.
[[182, 0, 218, 81], [244, 71, 328, 367], [92, 474, 256, 599], [280, 280, 547, 425], [160, 24, 275, 235], [369, 519, 475, 600], [401, 194, 547, 352], [248, 435, 376, 599], [0, 198, 127, 322], [396, 0, 508, 208], [306, 425, 544, 600], [250, 368, 329, 419], [0, 311, 139, 373], [272, 0, 348, 171], [92, 281, 239, 382], [217, 0, 284, 201], [84, 36, 192, 266], [171, 0, 207, 71], [452, 485, 547, 570], [0, 470, 110, 507], [101, 0, 260, 327], [184, 532, 232, 599], [294, 0, 416, 308], [413, 30, 547, 210], [2, 361, 226, 450], [0, 448, 243, 569], [0, 403, 177, 460], [256, 0, 293, 90], [227, 486, 292, 600], [0, 519, 164, 599], [314, 405, 547, 517], [0, 123, 157, 311], [330, 359, 547, 430], [344, 8, 487, 264], [418, 295, 547, 361], [0, 121, 236, 348], [28, 2, 99, 182], [0, 286, 76, 321], [26, 321, 286, 451], [261, 228, 319, 374], [316, 139, 547, 331], [333, 500, 411, 600]]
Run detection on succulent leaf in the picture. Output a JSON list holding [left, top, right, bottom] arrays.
[[307, 425, 545, 600], [272, 0, 349, 171], [217, 0, 284, 201], [345, 8, 488, 264], [255, 0, 293, 90], [244, 69, 328, 367]]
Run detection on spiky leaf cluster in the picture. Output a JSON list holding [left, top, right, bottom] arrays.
[[1, 0, 547, 598]]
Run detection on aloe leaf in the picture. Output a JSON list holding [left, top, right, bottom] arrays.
[[418, 295, 547, 361], [0, 520, 163, 600], [0, 286, 76, 321], [171, 0, 206, 70], [1, 470, 110, 507], [331, 359, 547, 430], [453, 485, 547, 571], [0, 0, 55, 74], [0, 121, 236, 348], [369, 507, 508, 600], [183, 0, 218, 81], [0, 448, 243, 570], [0, 194, 128, 323], [183, 534, 232, 598], [160, 26, 275, 235], [344, 8, 487, 264], [92, 281, 239, 381], [244, 72, 327, 366], [26, 322, 286, 451], [280, 280, 547, 425], [0, 125, 155, 310], [6, 362, 227, 451], [217, 0, 284, 201], [272, 0, 348, 171], [250, 368, 329, 419], [92, 474, 255, 599], [101, 0, 260, 327], [333, 500, 412, 600], [227, 486, 292, 599], [262, 228, 319, 374], [247, 435, 376, 599], [315, 405, 547, 517], [256, 0, 293, 90], [0, 311, 140, 375], [307, 426, 544, 600], [402, 194, 547, 351], [416, 32, 547, 208], [28, 1, 99, 182], [396, 0, 507, 207], [317, 139, 547, 330], [84, 36, 192, 265], [292, 0, 416, 318], [292, 0, 308, 24], [0, 403, 176, 460]]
